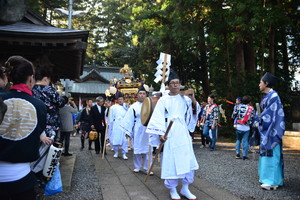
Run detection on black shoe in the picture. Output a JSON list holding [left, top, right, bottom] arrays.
[[96, 151, 100, 154], [88, 147, 94, 150], [80, 147, 84, 151], [242, 156, 248, 160], [235, 154, 241, 159], [63, 153, 72, 156]]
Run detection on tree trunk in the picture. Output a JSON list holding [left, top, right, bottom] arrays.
[[43, 7, 47, 19], [199, 21, 210, 98], [268, 25, 275, 74], [244, 34, 256, 73], [260, 39, 265, 76], [281, 28, 289, 79], [235, 38, 245, 83], [281, 27, 291, 96], [49, 10, 53, 24], [260, 0, 267, 76], [224, 33, 232, 98]]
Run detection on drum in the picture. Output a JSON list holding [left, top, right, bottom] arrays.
[[140, 97, 160, 126], [89, 129, 98, 141]]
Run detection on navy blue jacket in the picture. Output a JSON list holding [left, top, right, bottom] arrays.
[[0, 90, 46, 163]]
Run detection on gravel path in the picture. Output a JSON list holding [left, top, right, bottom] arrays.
[[193, 139, 300, 200], [45, 135, 103, 200]]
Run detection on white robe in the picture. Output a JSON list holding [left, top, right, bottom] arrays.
[[121, 102, 149, 154], [108, 103, 128, 146], [146, 94, 200, 179]]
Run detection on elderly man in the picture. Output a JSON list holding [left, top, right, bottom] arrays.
[[146, 69, 200, 200], [90, 96, 106, 154]]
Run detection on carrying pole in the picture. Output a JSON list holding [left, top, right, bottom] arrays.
[[102, 122, 109, 159]]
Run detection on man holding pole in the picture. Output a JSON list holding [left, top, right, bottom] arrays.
[[121, 85, 154, 175], [146, 69, 200, 200]]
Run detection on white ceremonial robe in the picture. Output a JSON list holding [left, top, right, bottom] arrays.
[[105, 108, 113, 142], [146, 94, 200, 179], [121, 102, 149, 154], [108, 103, 128, 146]]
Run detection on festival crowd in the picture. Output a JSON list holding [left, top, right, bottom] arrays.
[[0, 55, 285, 200]]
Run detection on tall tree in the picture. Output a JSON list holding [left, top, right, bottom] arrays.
[[26, 0, 300, 129]]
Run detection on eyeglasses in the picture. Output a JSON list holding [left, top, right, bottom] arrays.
[[169, 81, 180, 85]]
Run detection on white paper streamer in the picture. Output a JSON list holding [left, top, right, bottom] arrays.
[[154, 52, 171, 84]]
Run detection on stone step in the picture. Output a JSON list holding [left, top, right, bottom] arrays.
[[59, 154, 77, 192], [283, 131, 300, 149]]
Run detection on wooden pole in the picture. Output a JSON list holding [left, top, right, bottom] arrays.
[[147, 145, 151, 172], [102, 122, 109, 159], [161, 53, 168, 84], [144, 120, 174, 182]]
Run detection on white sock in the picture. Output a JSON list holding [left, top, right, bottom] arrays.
[[180, 183, 196, 199], [170, 187, 180, 199], [122, 154, 128, 159]]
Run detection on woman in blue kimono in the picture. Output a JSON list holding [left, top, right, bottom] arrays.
[[257, 72, 285, 190]]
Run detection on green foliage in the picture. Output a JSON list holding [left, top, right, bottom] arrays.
[[27, 0, 300, 133]]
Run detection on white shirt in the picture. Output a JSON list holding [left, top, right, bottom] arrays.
[[0, 161, 30, 182], [96, 104, 102, 114], [237, 124, 250, 131]]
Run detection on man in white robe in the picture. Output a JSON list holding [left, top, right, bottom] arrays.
[[121, 85, 154, 175], [108, 93, 129, 159], [146, 69, 200, 200]]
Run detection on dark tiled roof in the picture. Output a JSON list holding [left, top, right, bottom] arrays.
[[0, 22, 89, 37], [0, 9, 89, 80]]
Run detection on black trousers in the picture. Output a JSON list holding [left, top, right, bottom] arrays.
[[60, 131, 71, 154], [81, 130, 92, 149], [0, 188, 35, 200], [0, 172, 36, 200], [94, 130, 105, 153]]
